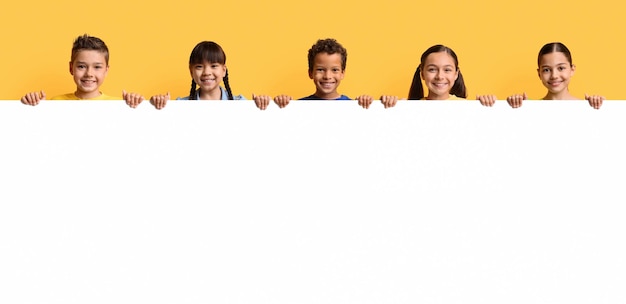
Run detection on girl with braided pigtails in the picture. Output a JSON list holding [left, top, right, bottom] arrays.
[[149, 41, 271, 110]]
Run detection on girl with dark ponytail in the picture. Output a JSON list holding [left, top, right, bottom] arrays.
[[506, 42, 604, 109]]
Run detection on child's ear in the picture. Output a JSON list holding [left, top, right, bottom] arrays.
[[571, 64, 576, 75], [308, 70, 313, 79], [69, 61, 74, 75]]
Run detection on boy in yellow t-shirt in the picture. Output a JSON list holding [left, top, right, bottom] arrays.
[[20, 34, 142, 107]]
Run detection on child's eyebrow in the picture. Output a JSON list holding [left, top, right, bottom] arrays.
[[541, 63, 568, 68], [425, 64, 454, 67], [75, 61, 104, 65]]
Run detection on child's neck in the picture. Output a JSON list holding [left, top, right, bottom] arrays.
[[543, 89, 577, 100], [198, 88, 222, 100]]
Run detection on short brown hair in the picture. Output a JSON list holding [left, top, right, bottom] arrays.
[[71, 34, 109, 65]]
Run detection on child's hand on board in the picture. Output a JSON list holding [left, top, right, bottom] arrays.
[[506, 92, 527, 108], [381, 95, 398, 108], [356, 95, 373, 109], [150, 93, 170, 110], [273, 95, 292, 108], [122, 90, 144, 108], [585, 94, 604, 110], [252, 94, 271, 110], [21, 91, 46, 106], [477, 94, 497, 107]]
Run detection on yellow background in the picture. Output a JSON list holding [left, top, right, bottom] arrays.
[[1, 0, 624, 100]]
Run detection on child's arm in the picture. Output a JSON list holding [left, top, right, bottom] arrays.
[[149, 93, 170, 110], [585, 94, 604, 110], [122, 90, 144, 108], [273, 95, 292, 108], [477, 94, 497, 107], [252, 94, 271, 111], [20, 90, 46, 106], [507, 92, 527, 108]]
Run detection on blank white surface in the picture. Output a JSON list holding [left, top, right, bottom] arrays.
[[0, 99, 624, 304]]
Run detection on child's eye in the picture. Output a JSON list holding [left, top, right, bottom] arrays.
[[558, 66, 566, 71], [211, 64, 220, 68], [542, 68, 550, 73]]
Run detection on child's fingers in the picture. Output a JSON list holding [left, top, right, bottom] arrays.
[[356, 95, 372, 109], [123, 91, 144, 108], [21, 92, 41, 106], [381, 95, 398, 108], [585, 94, 604, 109], [506, 94, 524, 108], [154, 99, 166, 110], [477, 95, 495, 107], [253, 93, 270, 110], [150, 94, 168, 110], [273, 95, 291, 108]]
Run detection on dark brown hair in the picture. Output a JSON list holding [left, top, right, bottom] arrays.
[[188, 41, 233, 100], [307, 38, 347, 72], [408, 44, 467, 100]]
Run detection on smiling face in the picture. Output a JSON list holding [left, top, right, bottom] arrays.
[[537, 52, 576, 99], [420, 51, 459, 100], [69, 50, 109, 99], [190, 60, 227, 99], [308, 52, 345, 99]]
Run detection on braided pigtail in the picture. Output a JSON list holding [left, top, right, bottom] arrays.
[[189, 79, 197, 100], [223, 69, 234, 100]]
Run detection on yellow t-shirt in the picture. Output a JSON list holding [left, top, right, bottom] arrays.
[[50, 92, 119, 100]]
